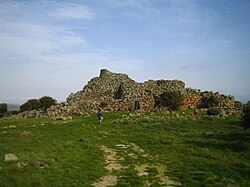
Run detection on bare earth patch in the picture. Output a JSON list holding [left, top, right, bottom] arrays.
[[105, 163, 123, 171], [136, 164, 150, 176], [100, 146, 117, 163], [92, 146, 125, 187], [92, 175, 117, 187], [132, 144, 181, 186], [100, 146, 124, 172], [93, 144, 181, 186], [130, 143, 148, 157]]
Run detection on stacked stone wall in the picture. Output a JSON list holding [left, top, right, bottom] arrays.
[[61, 69, 156, 115], [46, 69, 236, 118], [182, 88, 202, 109], [181, 89, 235, 109]]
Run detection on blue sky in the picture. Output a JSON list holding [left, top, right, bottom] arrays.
[[0, 0, 250, 104]]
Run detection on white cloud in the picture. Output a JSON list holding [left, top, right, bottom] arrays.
[[0, 1, 145, 104], [0, 2, 88, 61], [0, 0, 144, 69], [0, 21, 86, 60], [51, 2, 95, 20]]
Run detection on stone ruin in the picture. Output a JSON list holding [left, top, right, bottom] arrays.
[[6, 69, 238, 120], [46, 69, 237, 119]]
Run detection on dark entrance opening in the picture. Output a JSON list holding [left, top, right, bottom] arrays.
[[134, 100, 140, 110]]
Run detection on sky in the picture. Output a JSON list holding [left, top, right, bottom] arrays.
[[0, 0, 250, 104]]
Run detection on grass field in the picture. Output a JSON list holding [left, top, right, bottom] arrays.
[[0, 111, 249, 186]]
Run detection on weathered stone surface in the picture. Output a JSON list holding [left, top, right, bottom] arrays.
[[181, 89, 236, 110], [46, 69, 237, 117], [3, 125, 17, 129], [48, 69, 188, 117], [5, 153, 18, 161], [7, 109, 47, 119], [17, 161, 48, 168]]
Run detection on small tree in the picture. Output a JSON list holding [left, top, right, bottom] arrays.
[[207, 107, 220, 116], [39, 96, 56, 111], [0, 103, 7, 114], [20, 96, 57, 112], [20, 99, 41, 112], [154, 91, 183, 111], [242, 101, 250, 128]]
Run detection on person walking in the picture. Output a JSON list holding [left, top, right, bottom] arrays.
[[97, 108, 103, 124], [193, 109, 198, 119]]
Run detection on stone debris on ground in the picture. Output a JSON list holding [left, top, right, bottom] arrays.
[[4, 153, 19, 162], [3, 125, 17, 129], [115, 144, 130, 149], [20, 131, 33, 137], [17, 161, 49, 168]]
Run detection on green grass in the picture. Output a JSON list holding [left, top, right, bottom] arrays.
[[0, 112, 249, 186]]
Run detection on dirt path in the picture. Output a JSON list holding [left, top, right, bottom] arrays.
[[92, 143, 181, 187], [92, 146, 125, 187]]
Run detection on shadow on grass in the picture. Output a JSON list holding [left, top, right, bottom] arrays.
[[186, 132, 250, 152]]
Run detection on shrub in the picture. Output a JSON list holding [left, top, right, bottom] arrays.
[[0, 103, 7, 114], [2, 110, 20, 117], [242, 102, 250, 128], [39, 96, 56, 111], [20, 99, 41, 112], [20, 96, 56, 112], [234, 101, 243, 109], [154, 91, 183, 111], [199, 94, 219, 108], [100, 101, 108, 108], [207, 108, 220, 115]]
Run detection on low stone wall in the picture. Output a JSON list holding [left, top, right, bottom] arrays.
[[6, 109, 47, 119]]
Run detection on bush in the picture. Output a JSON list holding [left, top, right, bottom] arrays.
[[20, 96, 56, 112], [2, 110, 20, 117], [199, 94, 219, 108], [100, 101, 108, 108], [39, 96, 56, 111], [207, 108, 220, 115], [242, 102, 250, 128], [0, 103, 7, 114], [154, 91, 183, 111], [20, 99, 41, 112]]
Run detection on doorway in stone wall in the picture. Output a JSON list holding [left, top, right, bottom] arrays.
[[134, 100, 140, 110]]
